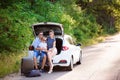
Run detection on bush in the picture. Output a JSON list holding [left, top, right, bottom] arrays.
[[0, 3, 37, 52], [0, 51, 26, 77]]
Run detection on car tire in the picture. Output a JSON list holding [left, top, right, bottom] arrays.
[[67, 57, 73, 71], [77, 51, 82, 65]]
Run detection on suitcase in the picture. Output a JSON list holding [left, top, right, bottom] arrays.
[[21, 57, 34, 75]]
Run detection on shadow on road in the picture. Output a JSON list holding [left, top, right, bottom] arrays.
[[19, 66, 73, 80]]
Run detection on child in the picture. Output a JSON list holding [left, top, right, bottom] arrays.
[[38, 36, 47, 72], [39, 36, 47, 52]]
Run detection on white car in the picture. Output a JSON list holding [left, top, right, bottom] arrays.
[[28, 22, 82, 71]]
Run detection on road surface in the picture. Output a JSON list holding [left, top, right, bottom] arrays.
[[2, 34, 120, 80]]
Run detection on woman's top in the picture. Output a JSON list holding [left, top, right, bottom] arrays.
[[47, 37, 56, 50]]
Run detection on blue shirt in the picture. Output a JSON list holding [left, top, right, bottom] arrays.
[[32, 37, 41, 49], [47, 37, 56, 50]]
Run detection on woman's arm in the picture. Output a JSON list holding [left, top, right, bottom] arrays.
[[53, 41, 56, 48], [51, 41, 56, 51]]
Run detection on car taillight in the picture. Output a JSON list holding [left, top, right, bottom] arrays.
[[62, 46, 69, 51], [59, 60, 67, 63]]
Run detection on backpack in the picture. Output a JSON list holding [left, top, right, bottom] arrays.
[[25, 70, 41, 77]]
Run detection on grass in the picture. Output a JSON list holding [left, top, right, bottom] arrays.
[[81, 32, 119, 48], [0, 51, 27, 78], [81, 36, 106, 48]]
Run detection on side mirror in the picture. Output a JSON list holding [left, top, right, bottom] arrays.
[[76, 43, 82, 46]]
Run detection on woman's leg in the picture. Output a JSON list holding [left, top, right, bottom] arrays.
[[47, 49, 57, 73], [47, 51, 53, 70]]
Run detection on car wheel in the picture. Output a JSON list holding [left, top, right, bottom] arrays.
[[67, 57, 73, 71], [77, 51, 82, 65]]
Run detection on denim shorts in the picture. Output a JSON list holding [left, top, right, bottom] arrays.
[[39, 51, 47, 64], [34, 50, 47, 57], [40, 51, 47, 57], [33, 50, 41, 58]]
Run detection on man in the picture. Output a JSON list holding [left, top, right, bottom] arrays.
[[32, 31, 46, 72]]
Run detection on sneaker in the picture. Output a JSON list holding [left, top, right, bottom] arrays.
[[39, 69, 45, 73], [48, 69, 53, 74]]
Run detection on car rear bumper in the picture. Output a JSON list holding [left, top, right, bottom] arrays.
[[53, 63, 70, 67]]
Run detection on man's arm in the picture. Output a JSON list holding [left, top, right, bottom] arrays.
[[31, 37, 38, 49], [35, 47, 43, 51]]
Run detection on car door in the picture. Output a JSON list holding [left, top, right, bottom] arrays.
[[67, 37, 79, 63], [75, 44, 81, 62]]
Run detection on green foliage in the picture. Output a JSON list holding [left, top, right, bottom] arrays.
[[77, 0, 120, 34], [73, 13, 102, 42], [58, 0, 102, 43], [0, 51, 26, 77], [0, 2, 37, 52]]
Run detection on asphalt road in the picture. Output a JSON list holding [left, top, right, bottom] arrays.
[[2, 34, 120, 80]]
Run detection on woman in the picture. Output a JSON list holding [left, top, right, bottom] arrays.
[[47, 30, 57, 73]]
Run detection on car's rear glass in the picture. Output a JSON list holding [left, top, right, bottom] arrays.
[[33, 25, 62, 36]]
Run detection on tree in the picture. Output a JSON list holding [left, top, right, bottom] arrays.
[[76, 0, 120, 33]]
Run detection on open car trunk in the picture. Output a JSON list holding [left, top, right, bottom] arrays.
[[32, 22, 63, 37], [32, 22, 64, 54]]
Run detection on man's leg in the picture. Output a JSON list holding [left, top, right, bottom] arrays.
[[40, 52, 47, 70], [33, 57, 38, 69], [33, 50, 39, 69]]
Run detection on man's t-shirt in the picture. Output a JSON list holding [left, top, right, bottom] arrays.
[[32, 37, 41, 49], [47, 37, 56, 50]]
